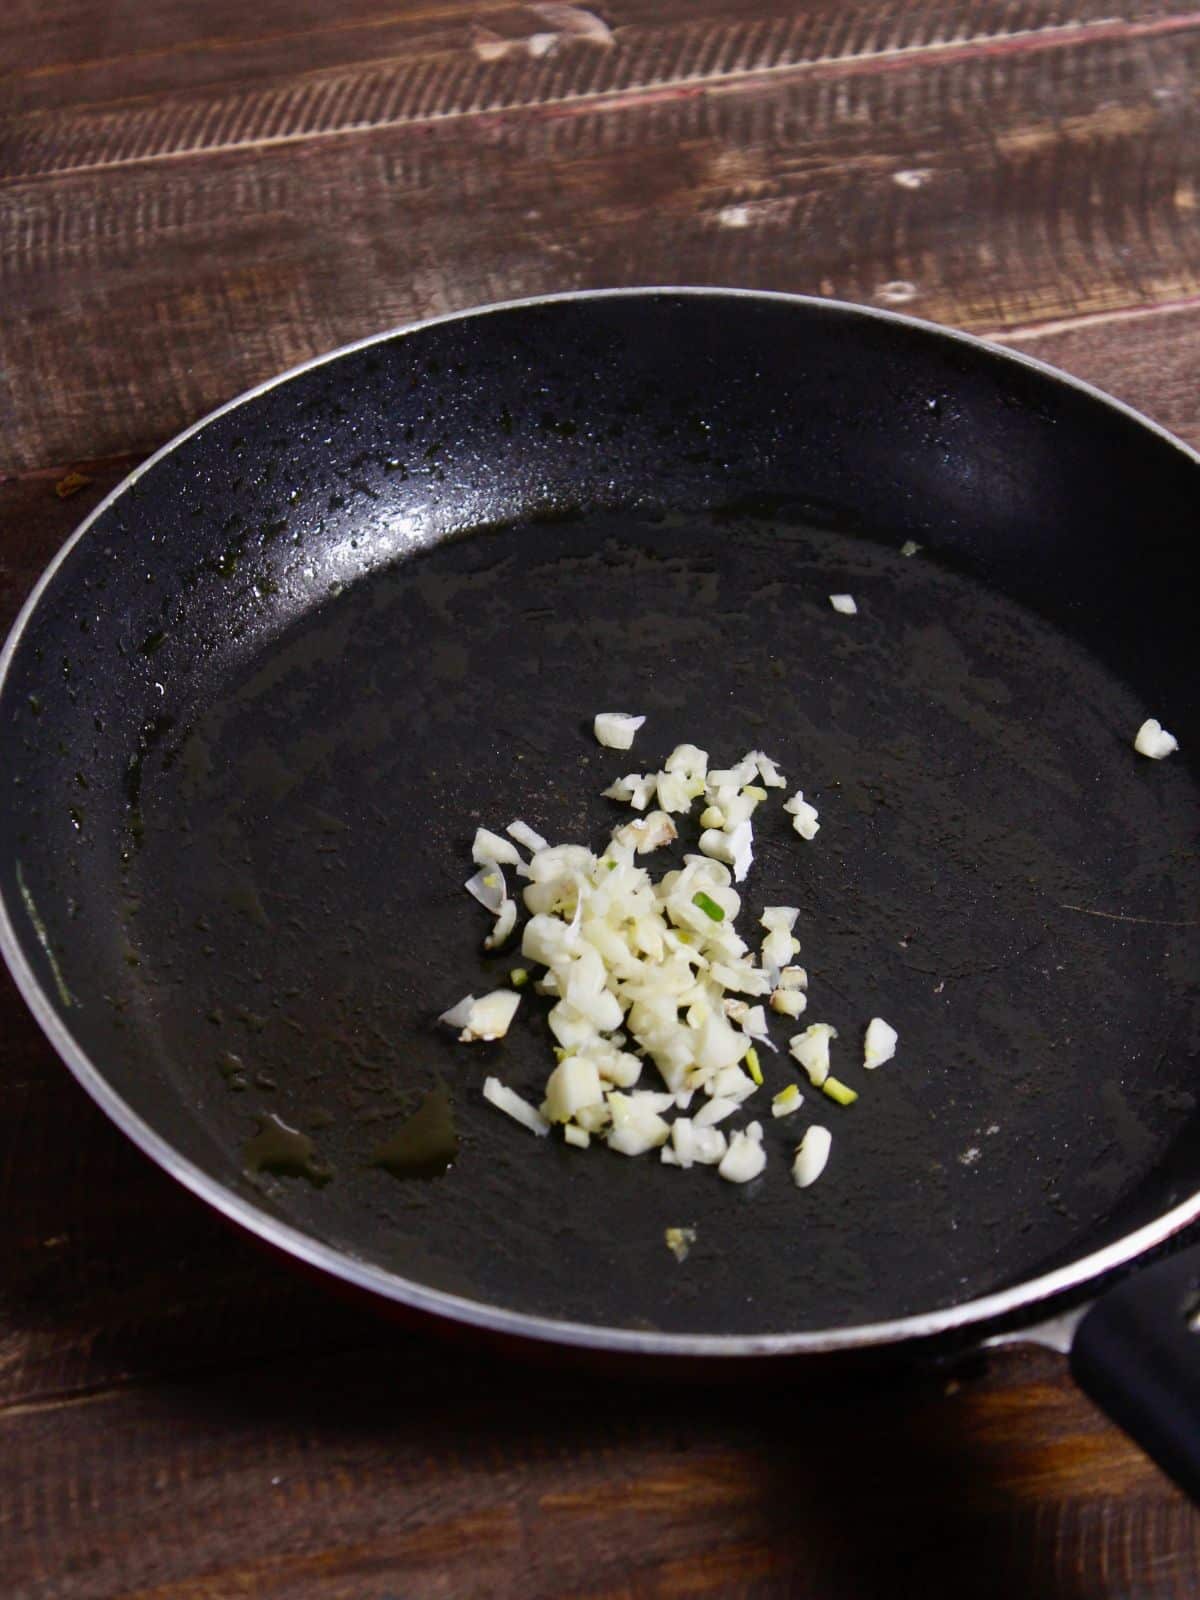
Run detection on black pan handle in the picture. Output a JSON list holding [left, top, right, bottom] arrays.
[[1069, 1243, 1200, 1500]]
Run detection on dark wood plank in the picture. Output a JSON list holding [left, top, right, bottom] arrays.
[[5, 0, 1188, 139], [3, 6, 1199, 468], [0, 456, 133, 633], [992, 301, 1200, 449], [1, 1338, 1195, 1600], [0, 1003, 398, 1410]]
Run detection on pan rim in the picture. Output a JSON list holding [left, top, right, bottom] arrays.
[[3, 285, 1198, 1357]]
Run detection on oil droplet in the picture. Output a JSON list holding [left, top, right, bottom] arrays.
[[220, 1051, 249, 1091], [372, 1087, 458, 1181], [223, 880, 270, 927], [244, 1113, 331, 1186]]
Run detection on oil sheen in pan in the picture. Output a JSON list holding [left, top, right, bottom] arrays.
[[102, 506, 1200, 1337]]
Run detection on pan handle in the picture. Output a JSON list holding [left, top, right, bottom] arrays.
[[1066, 1244, 1200, 1501]]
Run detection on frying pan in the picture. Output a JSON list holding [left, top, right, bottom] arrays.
[[3, 290, 1199, 1492]]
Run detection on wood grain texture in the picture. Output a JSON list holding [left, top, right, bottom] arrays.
[[7, 0, 1196, 154], [3, 0, 1193, 177], [1, 1329, 1195, 1600], [3, 4, 1200, 468], [3, 0, 1200, 1593], [991, 300, 1200, 446]]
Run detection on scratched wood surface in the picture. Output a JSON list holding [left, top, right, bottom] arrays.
[[3, 1, 1200, 1595]]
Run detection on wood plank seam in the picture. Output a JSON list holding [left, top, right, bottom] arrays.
[[993, 289, 1200, 341], [2, 26, 1197, 288], [3, 3, 1198, 183]]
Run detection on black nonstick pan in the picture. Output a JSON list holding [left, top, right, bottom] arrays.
[[3, 290, 1199, 1491]]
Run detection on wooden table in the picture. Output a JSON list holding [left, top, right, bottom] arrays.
[[3, 2, 1199, 1593]]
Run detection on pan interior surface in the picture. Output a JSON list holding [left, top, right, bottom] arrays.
[[2, 293, 1198, 1342]]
